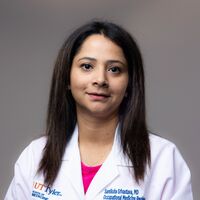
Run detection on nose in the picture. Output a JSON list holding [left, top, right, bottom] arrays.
[[92, 68, 108, 88]]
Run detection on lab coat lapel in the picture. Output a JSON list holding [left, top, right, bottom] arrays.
[[85, 151, 119, 199], [62, 126, 84, 198]]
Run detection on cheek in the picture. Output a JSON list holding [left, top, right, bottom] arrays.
[[70, 73, 89, 94], [113, 82, 128, 99], [117, 78, 128, 94]]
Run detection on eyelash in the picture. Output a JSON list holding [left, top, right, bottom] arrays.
[[108, 66, 121, 74], [80, 63, 93, 71], [80, 63, 122, 74]]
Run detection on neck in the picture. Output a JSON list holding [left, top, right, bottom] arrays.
[[76, 111, 119, 166], [77, 111, 118, 145]]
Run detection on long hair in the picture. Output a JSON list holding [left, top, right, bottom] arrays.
[[38, 20, 151, 186]]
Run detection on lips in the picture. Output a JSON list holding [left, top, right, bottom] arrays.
[[86, 92, 110, 100]]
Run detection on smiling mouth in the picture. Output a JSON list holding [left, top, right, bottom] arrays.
[[87, 92, 110, 97], [86, 92, 111, 100]]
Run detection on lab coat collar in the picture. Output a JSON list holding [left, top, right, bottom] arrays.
[[62, 124, 132, 166], [62, 124, 133, 199]]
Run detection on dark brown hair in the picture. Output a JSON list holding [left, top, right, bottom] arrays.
[[38, 20, 151, 186]]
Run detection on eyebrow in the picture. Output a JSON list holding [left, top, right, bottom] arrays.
[[78, 57, 96, 62], [78, 57, 126, 66]]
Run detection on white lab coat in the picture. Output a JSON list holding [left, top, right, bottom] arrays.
[[5, 126, 193, 199]]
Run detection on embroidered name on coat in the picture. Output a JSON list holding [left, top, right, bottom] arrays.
[[103, 188, 145, 200]]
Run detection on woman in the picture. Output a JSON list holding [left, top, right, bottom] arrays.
[[5, 21, 193, 199]]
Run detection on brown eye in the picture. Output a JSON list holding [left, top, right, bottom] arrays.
[[108, 66, 121, 73], [81, 63, 93, 71]]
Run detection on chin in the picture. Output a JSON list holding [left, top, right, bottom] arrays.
[[89, 108, 118, 119]]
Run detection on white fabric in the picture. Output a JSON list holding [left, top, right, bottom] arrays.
[[5, 126, 193, 199]]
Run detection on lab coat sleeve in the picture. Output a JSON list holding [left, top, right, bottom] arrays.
[[4, 142, 36, 200], [162, 144, 193, 200]]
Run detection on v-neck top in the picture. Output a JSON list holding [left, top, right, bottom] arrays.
[[81, 162, 102, 193]]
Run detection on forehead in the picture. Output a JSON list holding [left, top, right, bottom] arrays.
[[74, 34, 127, 63]]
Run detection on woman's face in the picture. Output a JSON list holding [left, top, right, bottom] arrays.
[[70, 34, 129, 119]]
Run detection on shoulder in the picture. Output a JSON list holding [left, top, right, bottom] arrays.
[[16, 137, 47, 173], [149, 133, 176, 151], [149, 133, 190, 173], [19, 136, 47, 158], [28, 136, 47, 153], [149, 133, 180, 159]]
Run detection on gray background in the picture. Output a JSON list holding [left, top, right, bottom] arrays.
[[0, 0, 199, 199]]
